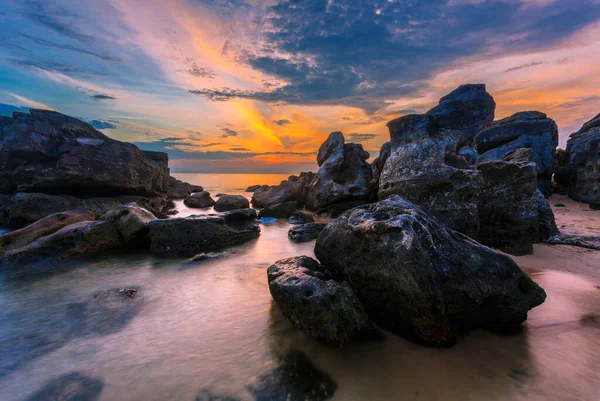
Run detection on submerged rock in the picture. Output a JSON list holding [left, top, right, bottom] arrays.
[[268, 256, 374, 347], [99, 203, 156, 244], [23, 372, 104, 401], [245, 185, 262, 192], [288, 223, 327, 243], [258, 201, 299, 219], [214, 195, 250, 212], [184, 191, 216, 208], [314, 196, 546, 346], [288, 211, 315, 225]]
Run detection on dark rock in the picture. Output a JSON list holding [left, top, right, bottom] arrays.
[[0, 209, 93, 254], [459, 145, 479, 165], [0, 110, 169, 196], [252, 173, 313, 208], [214, 195, 250, 212], [246, 185, 262, 192], [99, 203, 156, 244], [554, 203, 567, 207], [258, 201, 299, 219], [369, 141, 391, 196], [186, 251, 229, 264], [23, 372, 104, 401], [149, 210, 259, 254], [247, 349, 337, 401], [215, 193, 226, 197], [184, 191, 216, 208], [195, 389, 241, 401], [474, 111, 559, 196], [288, 211, 315, 225], [315, 200, 368, 218], [591, 203, 600, 210], [503, 148, 534, 163], [167, 176, 192, 199], [288, 223, 327, 243], [190, 184, 204, 193], [267, 256, 374, 347], [305, 132, 373, 212], [314, 196, 546, 346], [536, 189, 559, 241]]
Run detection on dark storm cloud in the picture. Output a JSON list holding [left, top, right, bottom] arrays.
[[273, 119, 292, 126], [191, 0, 600, 113]]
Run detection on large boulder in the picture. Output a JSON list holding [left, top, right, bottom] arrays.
[[251, 173, 314, 208], [2, 220, 124, 263], [369, 142, 391, 195], [0, 209, 93, 254], [379, 114, 483, 237], [214, 195, 249, 212], [474, 111, 559, 196], [314, 196, 546, 346], [555, 113, 600, 205], [167, 176, 192, 199], [305, 132, 373, 213], [0, 110, 168, 196], [267, 256, 374, 347], [184, 191, 215, 208], [99, 203, 156, 244], [258, 201, 299, 219], [148, 209, 259, 254], [288, 223, 327, 243]]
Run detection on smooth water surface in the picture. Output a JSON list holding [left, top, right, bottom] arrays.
[[0, 174, 599, 401]]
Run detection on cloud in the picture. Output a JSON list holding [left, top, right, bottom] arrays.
[[230, 147, 251, 151], [17, 33, 121, 62], [347, 133, 378, 142], [273, 119, 292, 126], [197, 142, 221, 148], [7, 58, 108, 78], [179, 59, 216, 79], [220, 127, 238, 138], [89, 120, 116, 129], [5, 92, 53, 110], [91, 94, 116, 100], [505, 61, 544, 73]]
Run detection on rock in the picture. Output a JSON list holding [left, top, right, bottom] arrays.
[[474, 111, 559, 196], [23, 372, 104, 401], [167, 176, 191, 199], [0, 110, 168, 196], [246, 185, 262, 192], [459, 145, 479, 165], [379, 114, 483, 237], [0, 209, 93, 254], [149, 210, 259, 254], [184, 191, 216, 208], [503, 148, 534, 163], [305, 132, 373, 212], [190, 184, 204, 193], [2, 220, 124, 263], [247, 349, 337, 401], [251, 173, 313, 208], [288, 223, 327, 243], [591, 203, 600, 210], [214, 195, 249, 212], [215, 193, 226, 197], [288, 211, 315, 225], [536, 189, 559, 241], [267, 256, 374, 347], [369, 141, 391, 196], [99, 203, 156, 244], [315, 200, 368, 218], [186, 252, 229, 264], [258, 201, 299, 219], [314, 196, 546, 346], [554, 203, 567, 207], [195, 390, 241, 401]]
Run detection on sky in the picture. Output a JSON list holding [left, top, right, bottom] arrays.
[[0, 0, 599, 173]]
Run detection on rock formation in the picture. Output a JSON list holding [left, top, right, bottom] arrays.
[[258, 201, 299, 219], [251, 173, 314, 208], [288, 223, 327, 243], [288, 211, 315, 225], [99, 203, 156, 244], [184, 191, 216, 208], [214, 195, 250, 212]]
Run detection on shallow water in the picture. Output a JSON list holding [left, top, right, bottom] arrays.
[[1, 174, 599, 401]]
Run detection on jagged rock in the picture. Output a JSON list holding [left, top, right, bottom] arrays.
[[267, 256, 375, 347], [536, 189, 559, 241], [0, 110, 168, 196], [258, 201, 299, 219], [288, 223, 327, 243], [555, 113, 600, 205], [214, 195, 249, 212], [314, 196, 546, 346], [251, 173, 313, 208], [99, 203, 156, 244], [184, 191, 216, 208], [0, 209, 93, 254], [503, 148, 534, 163], [379, 114, 483, 237], [23, 372, 104, 401], [245, 185, 262, 192], [369, 142, 391, 195], [148, 209, 259, 254], [167, 176, 202, 199], [2, 221, 124, 263], [475, 111, 559, 196], [288, 211, 315, 225], [315, 200, 368, 218], [459, 145, 479, 165], [305, 132, 373, 213]]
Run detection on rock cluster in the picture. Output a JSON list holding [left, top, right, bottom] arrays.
[[251, 172, 314, 208]]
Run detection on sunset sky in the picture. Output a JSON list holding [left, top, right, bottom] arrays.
[[1, 0, 599, 173]]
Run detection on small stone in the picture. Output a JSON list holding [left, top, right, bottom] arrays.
[[118, 288, 138, 298]]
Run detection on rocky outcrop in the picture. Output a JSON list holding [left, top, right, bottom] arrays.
[[288, 223, 327, 243], [167, 177, 192, 199], [184, 191, 215, 208], [288, 211, 315, 225], [554, 113, 600, 205], [214, 195, 249, 212], [267, 256, 374, 347], [305, 132, 373, 213], [314, 196, 546, 346], [536, 189, 559, 241], [99, 203, 156, 244], [0, 110, 168, 197], [474, 111, 559, 196], [148, 209, 259, 254], [251, 173, 314, 208], [258, 201, 299, 219], [379, 114, 483, 237], [369, 142, 391, 195]]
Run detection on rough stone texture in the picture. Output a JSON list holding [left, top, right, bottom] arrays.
[[23, 372, 104, 401], [288, 211, 315, 225], [369, 141, 391, 195], [0, 209, 93, 254], [245, 185, 262, 192], [0, 110, 169, 197], [314, 196, 546, 346], [476, 161, 541, 255], [288, 223, 327, 243], [258, 201, 299, 219], [459, 145, 479, 165], [379, 114, 483, 237], [536, 189, 559, 241], [149, 209, 259, 254], [166, 176, 192, 199], [214, 195, 249, 212], [1, 192, 166, 228], [99, 203, 156, 244], [556, 113, 600, 205], [252, 173, 314, 208], [474, 111, 559, 196], [2, 221, 124, 263], [503, 147, 534, 163], [267, 256, 373, 347], [305, 132, 373, 213], [184, 191, 216, 208]]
